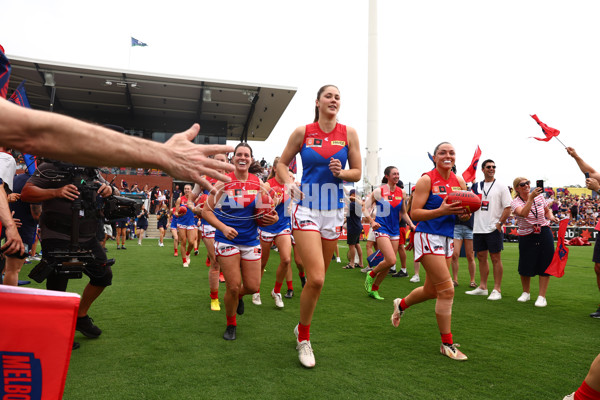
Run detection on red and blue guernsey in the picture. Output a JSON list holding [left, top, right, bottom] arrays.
[[178, 195, 196, 226], [214, 172, 261, 246], [299, 122, 349, 210], [261, 177, 291, 234], [415, 169, 462, 238], [374, 184, 404, 236]]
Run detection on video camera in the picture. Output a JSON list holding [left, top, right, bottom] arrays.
[[28, 162, 137, 283]]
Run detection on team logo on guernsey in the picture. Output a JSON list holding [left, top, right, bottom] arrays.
[[432, 186, 447, 195], [331, 140, 346, 146], [451, 186, 462, 191], [1, 352, 43, 400], [306, 138, 323, 147]]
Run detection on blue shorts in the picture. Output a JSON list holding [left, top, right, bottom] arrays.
[[453, 224, 473, 240]]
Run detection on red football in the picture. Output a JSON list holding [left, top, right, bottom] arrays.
[[178, 205, 188, 215], [269, 186, 285, 207], [254, 192, 275, 226], [446, 190, 481, 213]]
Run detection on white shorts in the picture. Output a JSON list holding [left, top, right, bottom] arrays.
[[177, 224, 198, 231], [201, 223, 216, 239], [291, 204, 343, 241], [215, 241, 262, 261], [103, 224, 113, 236], [367, 228, 376, 242], [374, 230, 399, 241], [258, 227, 292, 243], [414, 232, 454, 261]]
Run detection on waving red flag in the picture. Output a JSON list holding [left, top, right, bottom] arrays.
[[545, 218, 570, 277], [530, 114, 560, 141], [461, 145, 481, 183]]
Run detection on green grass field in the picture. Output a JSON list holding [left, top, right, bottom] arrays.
[[19, 239, 600, 399]]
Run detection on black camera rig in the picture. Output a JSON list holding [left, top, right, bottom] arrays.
[[28, 162, 139, 283]]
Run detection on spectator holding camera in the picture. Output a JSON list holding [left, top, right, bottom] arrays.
[[510, 177, 559, 308], [21, 160, 119, 340]]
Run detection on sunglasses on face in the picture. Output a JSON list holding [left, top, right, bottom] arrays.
[[485, 165, 496, 169], [519, 181, 531, 187]]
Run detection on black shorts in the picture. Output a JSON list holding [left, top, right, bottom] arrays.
[[137, 220, 148, 230], [347, 231, 361, 245], [157, 220, 168, 230], [115, 219, 128, 228], [42, 238, 113, 289], [517, 226, 553, 277], [593, 237, 600, 264], [473, 230, 504, 254]]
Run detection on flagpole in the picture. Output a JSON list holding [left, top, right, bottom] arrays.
[[555, 137, 567, 148]]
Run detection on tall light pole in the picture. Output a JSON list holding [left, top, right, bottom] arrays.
[[366, 0, 380, 192]]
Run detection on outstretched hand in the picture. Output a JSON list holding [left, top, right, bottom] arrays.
[[162, 124, 234, 189]]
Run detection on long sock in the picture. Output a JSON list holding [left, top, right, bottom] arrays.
[[369, 270, 377, 278], [182, 256, 186, 263], [298, 323, 310, 342], [400, 298, 409, 311], [575, 380, 600, 400], [210, 291, 218, 300], [298, 272, 305, 279], [286, 280, 293, 290], [372, 284, 380, 291], [274, 281, 283, 294], [441, 332, 453, 345], [226, 315, 236, 326]]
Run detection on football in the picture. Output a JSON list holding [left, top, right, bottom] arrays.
[[178, 205, 188, 215], [446, 190, 482, 213], [254, 192, 275, 227]]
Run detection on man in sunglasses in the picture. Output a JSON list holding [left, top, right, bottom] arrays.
[[466, 159, 512, 301]]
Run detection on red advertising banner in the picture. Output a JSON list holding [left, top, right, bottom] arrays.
[[0, 286, 80, 400]]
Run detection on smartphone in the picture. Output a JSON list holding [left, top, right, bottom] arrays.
[[585, 172, 590, 179], [536, 180, 544, 190]]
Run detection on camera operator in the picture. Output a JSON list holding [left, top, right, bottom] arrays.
[[21, 160, 119, 339]]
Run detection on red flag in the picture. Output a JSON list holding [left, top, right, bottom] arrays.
[[530, 114, 560, 142], [461, 145, 481, 183], [545, 218, 570, 277]]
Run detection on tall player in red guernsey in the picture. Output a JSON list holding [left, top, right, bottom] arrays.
[[390, 142, 472, 361], [277, 85, 362, 368]]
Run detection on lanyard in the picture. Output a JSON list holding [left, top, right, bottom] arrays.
[[519, 196, 538, 219], [481, 179, 496, 198]]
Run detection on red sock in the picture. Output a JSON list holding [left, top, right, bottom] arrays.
[[210, 291, 218, 300], [369, 270, 377, 278], [239, 294, 244, 299], [286, 280, 293, 290], [372, 284, 379, 291], [186, 251, 190, 256], [299, 272, 305, 278], [298, 323, 310, 342], [206, 256, 211, 267], [274, 281, 283, 294], [441, 332, 453, 345], [400, 298, 409, 310], [226, 315, 236, 326], [182, 256, 186, 263], [575, 380, 600, 400]]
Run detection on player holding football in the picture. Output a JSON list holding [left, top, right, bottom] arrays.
[[201, 143, 277, 340], [390, 142, 471, 361], [174, 184, 198, 267]]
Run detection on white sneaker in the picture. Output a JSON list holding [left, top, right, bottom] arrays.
[[296, 340, 315, 368], [465, 287, 488, 296], [271, 289, 284, 308], [440, 343, 468, 361], [391, 298, 404, 327], [534, 296, 547, 307], [563, 392, 575, 400], [487, 289, 502, 301], [336, 257, 341, 263], [517, 292, 531, 302], [409, 274, 420, 283], [252, 293, 262, 305], [160, 243, 164, 247], [186, 255, 191, 264], [294, 324, 299, 339], [183, 261, 189, 268]]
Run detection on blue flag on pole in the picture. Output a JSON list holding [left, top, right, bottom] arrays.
[[9, 81, 37, 174], [0, 46, 11, 99], [131, 37, 148, 47]]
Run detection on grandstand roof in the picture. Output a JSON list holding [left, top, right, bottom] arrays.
[[6, 56, 296, 142]]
